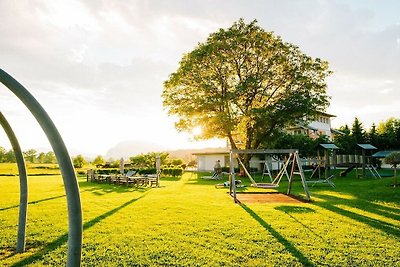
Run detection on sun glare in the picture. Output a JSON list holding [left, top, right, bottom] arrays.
[[192, 126, 202, 136]]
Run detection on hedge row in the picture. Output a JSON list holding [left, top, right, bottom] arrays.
[[162, 168, 183, 177], [94, 167, 183, 177]]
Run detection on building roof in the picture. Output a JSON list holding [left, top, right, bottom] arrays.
[[331, 128, 345, 135], [372, 151, 400, 158], [192, 151, 229, 156], [357, 144, 377, 150], [316, 111, 336, 118], [320, 143, 339, 149], [287, 121, 318, 131]]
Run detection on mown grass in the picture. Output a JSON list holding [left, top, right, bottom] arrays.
[[0, 164, 399, 266]]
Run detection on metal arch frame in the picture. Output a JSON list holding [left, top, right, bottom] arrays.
[[0, 112, 28, 253], [0, 69, 82, 266]]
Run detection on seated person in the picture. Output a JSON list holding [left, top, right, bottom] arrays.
[[212, 160, 222, 178]]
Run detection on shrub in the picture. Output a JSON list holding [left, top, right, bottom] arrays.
[[138, 168, 157, 175], [162, 168, 183, 177]]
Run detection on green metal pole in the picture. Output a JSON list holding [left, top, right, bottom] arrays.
[[0, 112, 28, 253], [0, 69, 82, 266]]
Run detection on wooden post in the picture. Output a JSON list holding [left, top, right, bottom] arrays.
[[362, 149, 366, 178], [287, 153, 295, 195], [324, 150, 329, 179], [229, 151, 237, 202]]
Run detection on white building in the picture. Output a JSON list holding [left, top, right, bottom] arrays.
[[286, 112, 342, 140], [193, 151, 267, 172], [193, 152, 230, 172]]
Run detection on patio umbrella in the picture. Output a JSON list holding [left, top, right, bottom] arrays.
[[156, 155, 161, 173], [119, 157, 124, 174], [156, 155, 161, 186]]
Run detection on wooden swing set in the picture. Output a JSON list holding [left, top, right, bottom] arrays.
[[229, 149, 311, 202]]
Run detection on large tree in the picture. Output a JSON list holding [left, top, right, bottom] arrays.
[[163, 19, 331, 162]]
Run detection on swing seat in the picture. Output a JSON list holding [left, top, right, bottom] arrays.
[[252, 183, 279, 189]]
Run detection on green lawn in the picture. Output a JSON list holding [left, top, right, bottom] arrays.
[[0, 166, 399, 266]]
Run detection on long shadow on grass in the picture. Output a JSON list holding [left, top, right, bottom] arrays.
[[0, 195, 66, 211], [313, 192, 400, 223], [311, 196, 400, 239], [274, 206, 326, 242], [241, 204, 315, 267], [10, 194, 148, 266], [187, 172, 250, 189], [78, 180, 151, 195]]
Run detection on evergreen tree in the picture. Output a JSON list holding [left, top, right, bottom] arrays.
[[334, 124, 355, 154], [351, 117, 366, 144], [367, 123, 379, 148]]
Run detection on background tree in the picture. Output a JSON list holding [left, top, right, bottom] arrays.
[[37, 152, 46, 163], [0, 146, 6, 162], [334, 124, 356, 154], [163, 19, 331, 166], [43, 151, 57, 164], [92, 155, 105, 166], [267, 132, 329, 158], [170, 158, 184, 167], [377, 118, 400, 149], [130, 152, 169, 168], [5, 149, 16, 163], [367, 123, 379, 148], [351, 117, 366, 145], [23, 149, 37, 163], [72, 154, 86, 168], [385, 152, 400, 187]]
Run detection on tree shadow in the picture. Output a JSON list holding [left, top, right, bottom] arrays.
[[241, 204, 315, 267], [9, 193, 148, 266], [274, 206, 326, 241], [186, 172, 244, 187], [0, 195, 66, 211], [302, 171, 400, 238], [314, 192, 399, 222], [78, 180, 151, 195], [311, 193, 400, 239]]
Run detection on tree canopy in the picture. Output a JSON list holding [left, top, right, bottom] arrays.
[[163, 19, 331, 152], [129, 152, 169, 168]]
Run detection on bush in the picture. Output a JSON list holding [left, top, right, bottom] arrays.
[[138, 168, 157, 175], [162, 168, 183, 177], [94, 167, 183, 177]]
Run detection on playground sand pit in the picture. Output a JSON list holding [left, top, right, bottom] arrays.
[[235, 192, 307, 204]]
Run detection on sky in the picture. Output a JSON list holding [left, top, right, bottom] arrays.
[[0, 0, 399, 158]]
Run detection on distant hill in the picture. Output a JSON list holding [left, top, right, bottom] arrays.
[[105, 140, 227, 162], [166, 147, 228, 162], [105, 140, 167, 160]]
